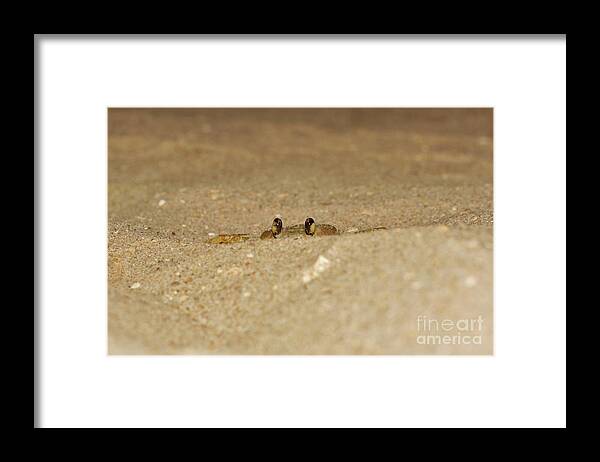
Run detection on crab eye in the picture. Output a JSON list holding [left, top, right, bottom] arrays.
[[304, 217, 315, 235], [272, 218, 283, 235]]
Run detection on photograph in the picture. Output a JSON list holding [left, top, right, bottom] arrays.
[[108, 108, 494, 355]]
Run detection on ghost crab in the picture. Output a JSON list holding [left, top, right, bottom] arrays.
[[207, 217, 386, 244]]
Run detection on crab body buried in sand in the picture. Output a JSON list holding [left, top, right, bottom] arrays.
[[208, 217, 386, 244]]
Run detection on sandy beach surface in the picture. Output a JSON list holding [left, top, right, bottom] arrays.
[[108, 108, 493, 354]]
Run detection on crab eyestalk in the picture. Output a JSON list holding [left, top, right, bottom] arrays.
[[304, 217, 316, 236], [271, 217, 283, 238]]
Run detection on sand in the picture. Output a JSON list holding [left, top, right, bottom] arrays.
[[108, 108, 493, 354]]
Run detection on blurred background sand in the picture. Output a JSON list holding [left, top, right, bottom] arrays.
[[108, 108, 493, 354]]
